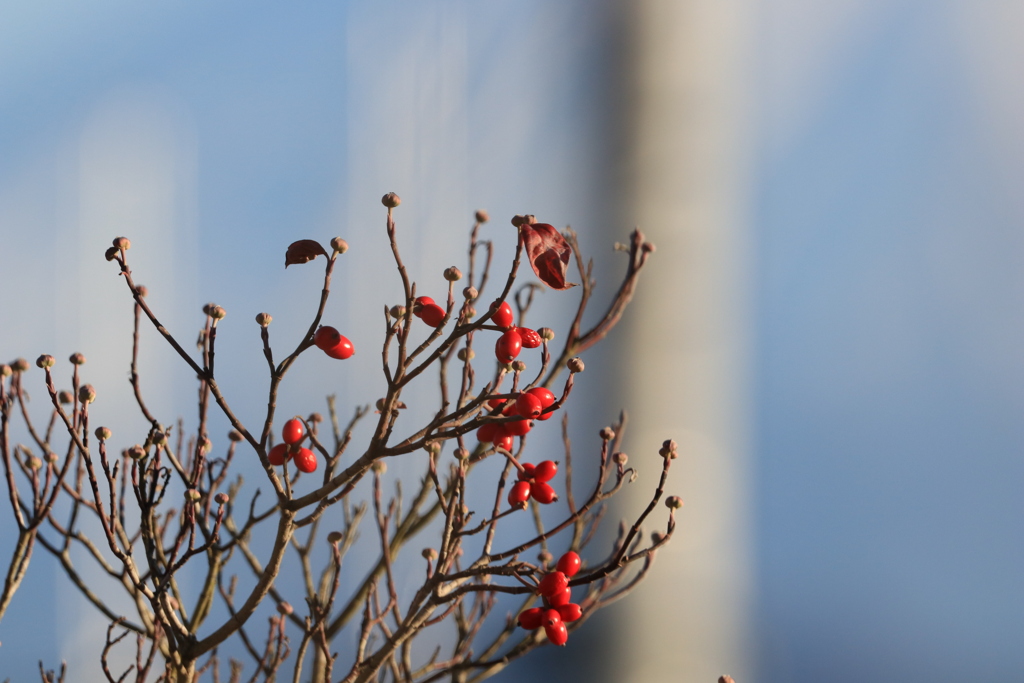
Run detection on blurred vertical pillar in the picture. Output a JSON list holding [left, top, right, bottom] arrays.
[[616, 1, 752, 681]]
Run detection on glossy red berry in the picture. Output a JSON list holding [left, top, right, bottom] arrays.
[[556, 551, 581, 578], [419, 303, 446, 328], [413, 296, 435, 317], [495, 328, 522, 363], [325, 335, 355, 359], [476, 423, 498, 443], [293, 447, 317, 473], [531, 481, 558, 504], [504, 418, 532, 437], [517, 607, 545, 630], [487, 397, 509, 411], [508, 480, 531, 506], [268, 443, 289, 466], [282, 418, 304, 445], [544, 612, 568, 646], [515, 392, 543, 418], [518, 462, 536, 481], [489, 300, 514, 329], [314, 326, 342, 351], [533, 460, 558, 483], [518, 327, 542, 349], [527, 386, 557, 420], [493, 432, 514, 452], [548, 586, 572, 608], [556, 603, 583, 622], [537, 571, 568, 597]]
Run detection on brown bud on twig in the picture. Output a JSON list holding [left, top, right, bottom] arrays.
[[69, 353, 86, 365], [104, 246, 119, 261], [372, 461, 387, 475], [228, 430, 243, 442], [599, 426, 616, 441], [210, 306, 226, 320], [425, 441, 441, 455], [136, 285, 148, 298], [659, 439, 678, 459], [0, 365, 11, 378], [453, 448, 469, 461], [463, 286, 478, 300], [567, 357, 584, 373], [112, 237, 131, 251], [78, 384, 97, 404], [381, 192, 401, 208], [719, 677, 736, 683], [642, 242, 656, 254], [651, 531, 665, 544], [202, 303, 214, 316], [327, 531, 343, 544], [277, 602, 293, 615], [95, 427, 112, 441], [511, 360, 526, 373], [58, 390, 73, 404], [308, 412, 322, 424], [27, 456, 42, 471], [389, 305, 406, 319], [613, 452, 628, 466], [127, 445, 146, 460], [215, 492, 230, 505], [537, 327, 555, 341], [184, 489, 201, 502], [444, 266, 462, 282], [198, 437, 213, 455], [151, 431, 168, 446], [330, 237, 349, 254], [464, 305, 476, 319], [665, 496, 684, 510], [475, 209, 489, 223], [45, 451, 58, 464], [36, 355, 54, 369], [421, 548, 438, 561], [11, 358, 29, 373], [457, 348, 474, 362], [255, 312, 272, 327]]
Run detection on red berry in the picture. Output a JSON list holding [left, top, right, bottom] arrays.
[[537, 571, 568, 597], [495, 328, 522, 363], [556, 603, 583, 623], [533, 460, 558, 483], [413, 296, 435, 317], [508, 481, 531, 506], [314, 326, 342, 351], [544, 614, 568, 646], [517, 607, 545, 630], [518, 327, 542, 349], [518, 462, 536, 481], [515, 392, 543, 418], [268, 443, 289, 466], [293, 447, 317, 473], [489, 300, 514, 329], [487, 397, 509, 411], [548, 586, 572, 608], [476, 423, 498, 443], [504, 418, 532, 437], [325, 335, 355, 359], [556, 551, 581, 578], [493, 433, 514, 452], [528, 386, 557, 420], [420, 303, 446, 328], [282, 418, 304, 445], [531, 481, 558, 504]]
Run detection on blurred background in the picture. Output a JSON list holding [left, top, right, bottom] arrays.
[[1, 1, 1022, 681]]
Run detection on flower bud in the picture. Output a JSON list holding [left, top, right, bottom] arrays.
[[538, 550, 553, 565], [277, 601, 293, 615], [104, 246, 119, 261], [475, 209, 489, 223], [228, 430, 243, 442], [136, 285, 148, 298], [642, 242, 656, 254], [327, 530, 344, 544], [215, 492, 230, 505], [665, 495, 684, 510], [151, 431, 168, 446], [95, 426, 112, 441], [567, 357, 584, 373], [613, 452, 628, 466], [457, 348, 475, 362], [599, 426, 616, 441], [78, 384, 97, 404], [198, 437, 213, 455], [202, 303, 214, 315], [511, 215, 527, 227], [27, 455, 42, 471], [127, 444, 146, 460], [453, 448, 469, 461], [425, 441, 441, 454], [69, 352, 86, 365], [255, 312, 272, 327], [443, 266, 462, 282], [375, 398, 386, 411], [309, 412, 322, 424], [422, 547, 438, 560], [0, 365, 11, 378], [463, 286, 478, 300], [184, 489, 201, 502], [11, 358, 29, 373], [381, 192, 401, 208], [36, 355, 54, 369], [330, 237, 349, 254], [651, 531, 665, 544], [371, 461, 387, 475], [210, 306, 226, 320], [389, 305, 406, 319], [538, 327, 555, 341], [659, 439, 678, 459], [511, 360, 527, 373], [463, 305, 476, 319], [112, 236, 131, 251], [45, 451, 58, 464], [58, 390, 73, 404]]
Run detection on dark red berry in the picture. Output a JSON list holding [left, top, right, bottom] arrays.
[[495, 328, 522, 363], [518, 462, 536, 481], [518, 327, 542, 348], [476, 423, 498, 443], [487, 398, 509, 410], [515, 392, 543, 418], [490, 300, 514, 329], [413, 296, 434, 317], [325, 335, 355, 359], [556, 603, 582, 622], [531, 481, 557, 504], [548, 586, 572, 608], [282, 418, 304, 445], [556, 551, 581, 578], [420, 303, 446, 328], [533, 460, 558, 483], [508, 481, 531, 506], [268, 443, 289, 466], [293, 447, 317, 473], [537, 571, 568, 597], [543, 611, 568, 646], [528, 386, 557, 420], [505, 418, 532, 437], [314, 326, 342, 351], [517, 607, 545, 630], [493, 432, 514, 452]]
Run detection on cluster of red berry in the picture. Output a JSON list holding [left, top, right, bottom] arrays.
[[267, 418, 318, 473], [475, 385, 556, 453], [412, 296, 447, 328], [314, 326, 354, 359], [508, 460, 558, 506], [488, 300, 542, 363], [517, 551, 584, 646]]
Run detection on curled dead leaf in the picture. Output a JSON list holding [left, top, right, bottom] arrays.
[[520, 223, 576, 290], [285, 239, 328, 268]]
